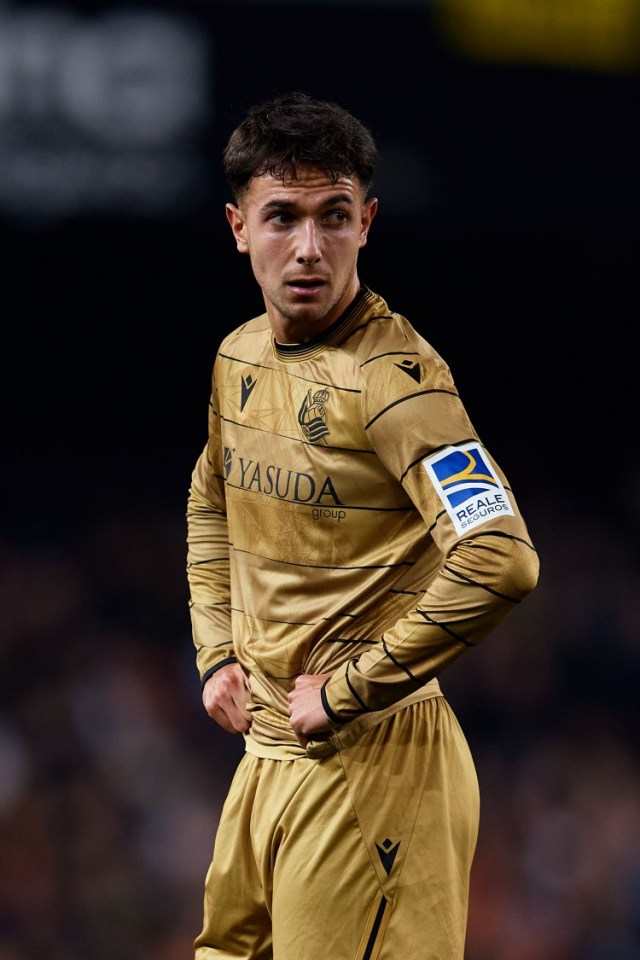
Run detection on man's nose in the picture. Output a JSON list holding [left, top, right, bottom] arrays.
[[296, 221, 321, 264]]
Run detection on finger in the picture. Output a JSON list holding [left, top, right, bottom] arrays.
[[212, 700, 251, 734], [232, 695, 253, 725], [203, 689, 251, 732], [206, 702, 238, 733]]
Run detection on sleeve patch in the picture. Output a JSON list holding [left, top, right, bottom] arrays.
[[422, 442, 515, 534]]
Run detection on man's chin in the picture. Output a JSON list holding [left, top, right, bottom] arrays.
[[281, 301, 328, 327], [272, 305, 338, 344]]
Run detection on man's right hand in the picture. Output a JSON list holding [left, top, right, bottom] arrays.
[[202, 663, 252, 733]]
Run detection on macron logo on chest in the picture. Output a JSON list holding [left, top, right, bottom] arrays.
[[240, 373, 257, 411]]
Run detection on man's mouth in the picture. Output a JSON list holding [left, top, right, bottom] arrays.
[[288, 277, 324, 289], [287, 278, 326, 294]]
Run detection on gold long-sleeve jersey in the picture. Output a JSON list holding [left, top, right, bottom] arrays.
[[187, 287, 539, 758]]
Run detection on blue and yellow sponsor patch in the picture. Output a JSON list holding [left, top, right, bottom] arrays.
[[423, 442, 515, 534]]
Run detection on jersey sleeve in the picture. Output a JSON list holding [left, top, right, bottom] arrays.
[[186, 364, 235, 685], [321, 332, 540, 723]]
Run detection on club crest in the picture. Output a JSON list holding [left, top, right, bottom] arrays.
[[298, 388, 330, 444]]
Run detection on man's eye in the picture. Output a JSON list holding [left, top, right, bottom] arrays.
[[325, 210, 348, 223], [268, 212, 293, 224]]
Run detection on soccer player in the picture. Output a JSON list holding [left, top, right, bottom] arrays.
[[186, 91, 539, 959]]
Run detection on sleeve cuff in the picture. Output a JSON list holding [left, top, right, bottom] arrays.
[[321, 677, 351, 725], [201, 656, 238, 689]]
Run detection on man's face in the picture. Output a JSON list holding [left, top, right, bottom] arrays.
[[226, 166, 377, 343]]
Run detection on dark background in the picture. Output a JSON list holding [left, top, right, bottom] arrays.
[[2, 2, 640, 958]]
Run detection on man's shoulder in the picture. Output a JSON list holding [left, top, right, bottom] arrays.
[[217, 312, 271, 356], [346, 289, 441, 365], [344, 290, 455, 407]]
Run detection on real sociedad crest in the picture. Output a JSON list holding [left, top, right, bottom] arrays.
[[298, 388, 330, 444]]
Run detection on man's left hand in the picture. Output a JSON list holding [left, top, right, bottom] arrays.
[[288, 673, 334, 744]]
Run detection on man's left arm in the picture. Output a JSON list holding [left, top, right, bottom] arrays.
[[290, 342, 540, 732], [288, 673, 334, 743]]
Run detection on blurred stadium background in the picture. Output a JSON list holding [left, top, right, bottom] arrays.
[[2, 1, 640, 957]]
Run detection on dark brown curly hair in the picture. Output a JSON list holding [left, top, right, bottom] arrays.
[[223, 91, 379, 203]]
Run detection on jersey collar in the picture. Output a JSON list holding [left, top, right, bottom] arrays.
[[273, 285, 377, 362]]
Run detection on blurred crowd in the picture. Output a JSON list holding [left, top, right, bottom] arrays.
[[1, 496, 639, 959]]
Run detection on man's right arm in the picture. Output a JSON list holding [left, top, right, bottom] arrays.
[[187, 364, 249, 732], [187, 441, 235, 677], [186, 394, 251, 731]]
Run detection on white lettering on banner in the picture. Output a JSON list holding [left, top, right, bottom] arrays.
[[0, 7, 212, 218]]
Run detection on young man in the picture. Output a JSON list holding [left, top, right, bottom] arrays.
[[186, 91, 539, 959]]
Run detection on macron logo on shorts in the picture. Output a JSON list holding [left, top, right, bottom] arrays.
[[423, 442, 515, 535], [375, 838, 400, 875]]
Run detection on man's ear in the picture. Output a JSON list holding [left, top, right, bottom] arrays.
[[226, 203, 249, 253], [358, 196, 378, 248]]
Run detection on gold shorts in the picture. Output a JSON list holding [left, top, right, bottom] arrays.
[[195, 696, 479, 960]]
